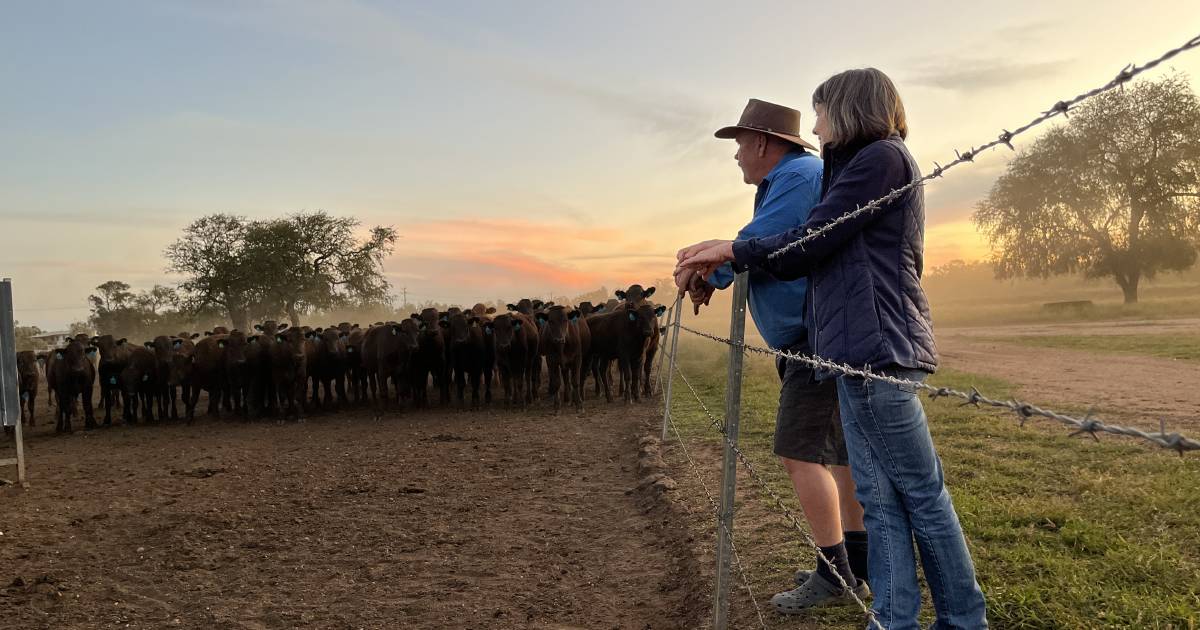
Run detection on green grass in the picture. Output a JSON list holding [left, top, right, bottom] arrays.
[[987, 333, 1200, 363], [664, 338, 1200, 629]]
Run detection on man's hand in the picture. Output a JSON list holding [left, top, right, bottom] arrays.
[[687, 275, 715, 315], [673, 266, 699, 296]]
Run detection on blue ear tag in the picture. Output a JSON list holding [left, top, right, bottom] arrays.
[[142, 374, 149, 382], [485, 328, 492, 335], [109, 376, 118, 385], [347, 347, 354, 353], [628, 312, 637, 321], [21, 392, 29, 401]]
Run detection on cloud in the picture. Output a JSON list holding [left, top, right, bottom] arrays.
[[904, 58, 1070, 91]]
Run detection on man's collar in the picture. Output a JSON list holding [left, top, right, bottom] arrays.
[[762, 148, 810, 184]]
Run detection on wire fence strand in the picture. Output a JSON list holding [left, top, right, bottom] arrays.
[[677, 324, 1200, 454], [766, 32, 1200, 261]]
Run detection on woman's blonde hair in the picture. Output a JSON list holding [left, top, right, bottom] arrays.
[[812, 68, 907, 146]]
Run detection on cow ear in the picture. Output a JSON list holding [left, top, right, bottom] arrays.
[[655, 305, 666, 317], [143, 341, 154, 349], [486, 307, 496, 314], [569, 310, 580, 321], [439, 314, 448, 322], [536, 313, 548, 323], [254, 324, 263, 331], [117, 338, 127, 346], [278, 323, 289, 331], [204, 331, 212, 336], [615, 290, 627, 300], [644, 287, 656, 298], [248, 335, 259, 344], [595, 305, 606, 313], [418, 322, 427, 331]]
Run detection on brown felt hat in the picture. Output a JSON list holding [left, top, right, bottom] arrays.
[[714, 98, 818, 151]]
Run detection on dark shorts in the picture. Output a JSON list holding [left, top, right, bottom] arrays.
[[773, 340, 848, 466]]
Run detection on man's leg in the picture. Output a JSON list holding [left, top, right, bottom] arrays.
[[781, 457, 843, 546]]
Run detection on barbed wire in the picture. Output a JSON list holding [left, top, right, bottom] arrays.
[[662, 403, 768, 629], [672, 366, 886, 630], [766, 32, 1200, 261], [677, 323, 1200, 455]]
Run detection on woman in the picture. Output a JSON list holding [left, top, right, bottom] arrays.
[[677, 68, 988, 630]]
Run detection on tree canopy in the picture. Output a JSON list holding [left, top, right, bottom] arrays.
[[974, 74, 1200, 303]]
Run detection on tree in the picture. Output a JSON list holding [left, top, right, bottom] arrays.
[[14, 321, 46, 351], [135, 285, 179, 315], [243, 211, 397, 326], [88, 280, 134, 312], [974, 74, 1200, 303], [164, 214, 259, 330]]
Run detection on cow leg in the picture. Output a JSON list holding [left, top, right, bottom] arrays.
[[184, 384, 199, 422], [547, 358, 562, 412], [101, 381, 113, 425]]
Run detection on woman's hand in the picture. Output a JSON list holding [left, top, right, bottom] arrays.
[[677, 239, 728, 262], [678, 240, 735, 279]]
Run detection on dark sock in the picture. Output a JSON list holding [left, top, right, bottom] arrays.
[[815, 541, 856, 587], [844, 530, 869, 585]]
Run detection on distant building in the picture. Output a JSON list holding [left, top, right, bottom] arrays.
[[32, 331, 72, 347]]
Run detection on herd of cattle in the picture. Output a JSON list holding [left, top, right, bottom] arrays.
[[15, 285, 670, 433]]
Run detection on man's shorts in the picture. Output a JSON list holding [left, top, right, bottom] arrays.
[[773, 340, 849, 466]]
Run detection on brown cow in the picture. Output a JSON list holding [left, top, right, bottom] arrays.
[[344, 326, 368, 404], [271, 327, 308, 422], [362, 320, 420, 418], [183, 334, 228, 423], [586, 302, 665, 403], [443, 311, 492, 409], [411, 308, 449, 407], [167, 336, 197, 420], [536, 306, 590, 412], [617, 284, 663, 397], [17, 351, 40, 426], [308, 327, 348, 410], [485, 313, 540, 408], [120, 346, 159, 424], [91, 334, 132, 426], [51, 338, 97, 432]]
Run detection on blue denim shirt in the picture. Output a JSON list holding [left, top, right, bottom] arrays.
[[709, 149, 822, 349]]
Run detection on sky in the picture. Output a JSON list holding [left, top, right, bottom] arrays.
[[3, 1, 1199, 329]]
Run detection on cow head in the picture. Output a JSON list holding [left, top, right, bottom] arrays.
[[390, 319, 420, 351], [59, 338, 92, 378], [489, 314, 525, 351], [541, 306, 578, 346], [626, 303, 666, 338]]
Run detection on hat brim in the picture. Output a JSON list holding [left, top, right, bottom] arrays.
[[714, 125, 818, 152]]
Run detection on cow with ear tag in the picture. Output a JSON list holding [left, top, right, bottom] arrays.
[[120, 344, 159, 424], [310, 327, 348, 410], [410, 308, 449, 408], [537, 306, 591, 412], [167, 336, 197, 421], [362, 319, 420, 417], [91, 334, 133, 426], [485, 312, 539, 408], [616, 284, 664, 398], [246, 321, 287, 418], [52, 338, 97, 433], [586, 302, 666, 404], [344, 326, 368, 404], [445, 311, 491, 409], [183, 334, 228, 424], [271, 326, 309, 423]]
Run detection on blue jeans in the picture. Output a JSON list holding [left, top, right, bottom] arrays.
[[837, 369, 988, 630]]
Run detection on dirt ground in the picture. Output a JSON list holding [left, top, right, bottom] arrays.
[[0, 398, 706, 630], [936, 318, 1200, 433]]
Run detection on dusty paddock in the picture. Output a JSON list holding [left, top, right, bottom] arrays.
[[935, 318, 1200, 433], [0, 400, 705, 630]]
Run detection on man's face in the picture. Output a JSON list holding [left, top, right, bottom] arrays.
[[734, 131, 768, 185]]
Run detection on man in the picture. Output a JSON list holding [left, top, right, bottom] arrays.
[[674, 99, 869, 610]]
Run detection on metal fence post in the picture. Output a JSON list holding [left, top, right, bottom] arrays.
[[714, 272, 748, 629], [655, 304, 673, 395], [661, 294, 683, 443], [0, 278, 28, 488]]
